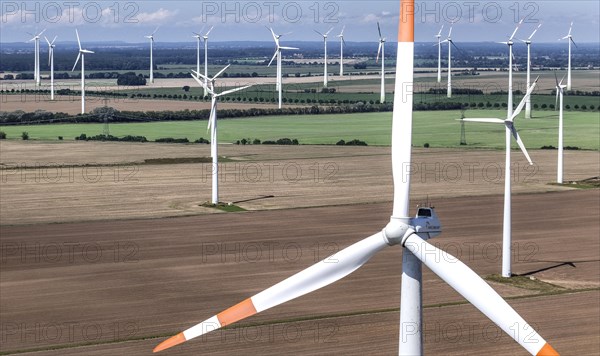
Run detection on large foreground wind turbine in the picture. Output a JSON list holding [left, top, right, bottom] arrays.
[[435, 25, 443, 83], [27, 29, 45, 86], [201, 26, 215, 97], [441, 24, 458, 98], [376, 22, 386, 103], [338, 26, 346, 77], [555, 73, 567, 184], [520, 23, 542, 119], [559, 22, 576, 91], [500, 19, 523, 119], [268, 28, 298, 109], [71, 30, 94, 114], [154, 2, 559, 355], [45, 35, 57, 100], [462, 77, 539, 278], [191, 65, 253, 205], [145, 27, 158, 84], [315, 27, 334, 88]]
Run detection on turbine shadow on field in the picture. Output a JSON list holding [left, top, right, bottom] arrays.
[[518, 259, 600, 276], [232, 195, 275, 204]]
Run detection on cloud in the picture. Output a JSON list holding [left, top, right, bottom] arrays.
[[136, 8, 177, 24]]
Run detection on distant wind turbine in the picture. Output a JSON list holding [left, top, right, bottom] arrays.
[[27, 29, 45, 86], [268, 27, 299, 109], [45, 35, 57, 101], [338, 26, 346, 77], [499, 19, 523, 121], [191, 65, 253, 204], [559, 22, 576, 91], [71, 29, 94, 114], [201, 26, 215, 97], [145, 27, 158, 84], [435, 25, 444, 83], [555, 72, 567, 184], [315, 27, 334, 87], [441, 23, 458, 98], [520, 23, 542, 119], [192, 26, 205, 85], [376, 22, 386, 103]]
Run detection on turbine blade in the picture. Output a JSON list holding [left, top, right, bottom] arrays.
[[205, 25, 215, 36], [51, 35, 57, 45], [529, 23, 542, 40], [38, 29, 46, 37], [554, 71, 560, 88], [75, 29, 81, 50], [213, 64, 230, 80], [325, 27, 334, 36], [510, 76, 540, 121], [559, 74, 566, 86], [314, 29, 324, 37], [340, 25, 346, 36], [555, 90, 559, 110], [217, 84, 254, 97], [509, 18, 523, 41], [376, 42, 382, 63], [153, 233, 388, 353], [268, 50, 278, 67], [507, 123, 533, 165], [448, 25, 453, 38], [403, 233, 556, 356], [437, 25, 444, 37], [191, 73, 212, 95], [568, 21, 573, 36], [152, 26, 159, 36], [460, 118, 505, 124], [72, 52, 81, 72], [377, 22, 382, 39], [570, 37, 578, 48], [279, 46, 299, 50]]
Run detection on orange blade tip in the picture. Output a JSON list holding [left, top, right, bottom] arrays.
[[537, 343, 559, 356], [153, 332, 186, 353]]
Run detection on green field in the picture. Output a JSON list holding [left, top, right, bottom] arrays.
[[2, 110, 598, 150]]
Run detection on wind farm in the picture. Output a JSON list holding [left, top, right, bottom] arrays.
[[0, 1, 599, 356]]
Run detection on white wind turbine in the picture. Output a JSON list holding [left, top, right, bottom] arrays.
[[559, 22, 576, 91], [71, 29, 94, 114], [440, 23, 458, 98], [338, 26, 346, 77], [315, 27, 334, 88], [154, 2, 559, 355], [191, 65, 253, 205], [376, 22, 386, 103], [27, 29, 45, 86], [268, 28, 299, 109], [44, 35, 57, 101], [435, 25, 443, 83], [500, 19, 523, 121], [145, 27, 158, 84], [200, 26, 215, 97], [461, 76, 539, 279], [555, 72, 567, 184], [520, 23, 542, 119], [192, 26, 205, 84]]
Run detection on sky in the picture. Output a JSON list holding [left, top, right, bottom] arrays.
[[1, 1, 599, 44]]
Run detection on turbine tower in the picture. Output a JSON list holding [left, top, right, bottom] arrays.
[[559, 22, 576, 91], [202, 26, 215, 97], [338, 26, 346, 77], [191, 65, 253, 205], [520, 23, 542, 119], [145, 27, 158, 84], [27, 29, 45, 86], [435, 25, 443, 83], [376, 22, 386, 103], [153, 2, 559, 355], [441, 24, 458, 98], [315, 27, 334, 88], [268, 28, 298, 109], [555, 73, 567, 184], [71, 29, 94, 114], [45, 35, 57, 101]]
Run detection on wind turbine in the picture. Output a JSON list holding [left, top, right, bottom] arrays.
[[441, 23, 458, 98], [268, 27, 299, 109], [559, 22, 576, 91], [461, 77, 539, 278], [376, 22, 386, 103], [338, 26, 346, 77], [520, 23, 542, 119], [191, 65, 253, 205], [44, 35, 57, 101], [27, 29, 45, 86], [201, 26, 215, 97], [555, 72, 567, 184], [192, 26, 205, 84], [435, 25, 443, 83], [153, 2, 559, 355], [315, 27, 334, 88], [145, 27, 158, 84], [500, 19, 523, 120], [71, 29, 94, 114]]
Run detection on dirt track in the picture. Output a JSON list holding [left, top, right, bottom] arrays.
[[1, 190, 599, 355]]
